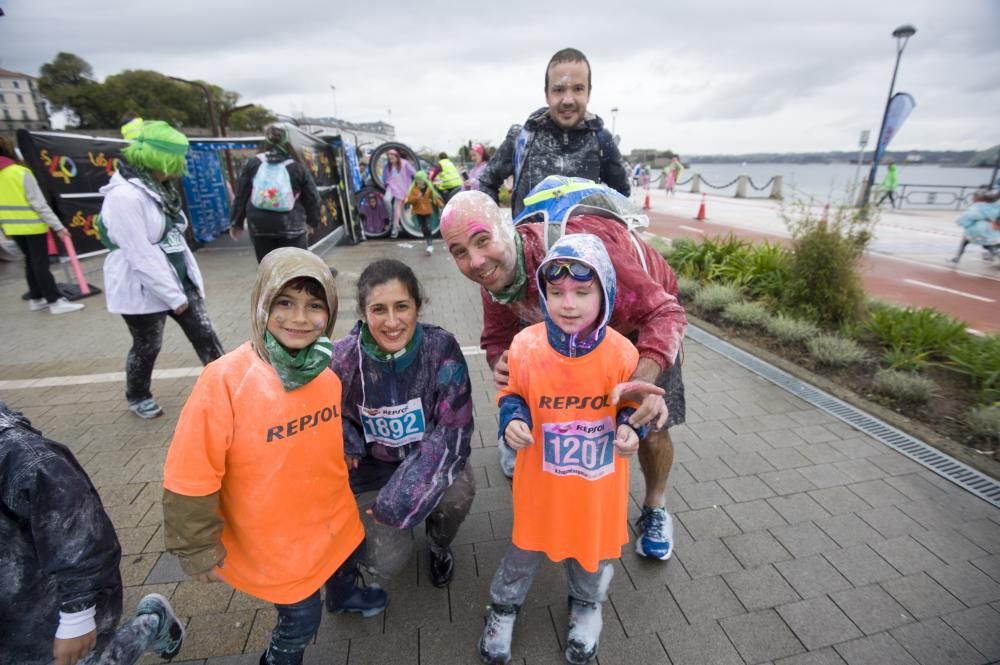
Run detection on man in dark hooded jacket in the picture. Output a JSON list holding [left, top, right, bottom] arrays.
[[477, 47, 630, 217]]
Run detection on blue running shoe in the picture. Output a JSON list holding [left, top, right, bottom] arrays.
[[635, 506, 674, 560], [135, 593, 185, 659]]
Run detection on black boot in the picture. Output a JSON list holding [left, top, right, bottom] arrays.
[[429, 546, 454, 587], [325, 564, 388, 618]]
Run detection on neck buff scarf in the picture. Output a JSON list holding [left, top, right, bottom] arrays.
[[359, 321, 421, 362], [487, 233, 528, 304], [263, 331, 333, 391], [118, 162, 184, 219]]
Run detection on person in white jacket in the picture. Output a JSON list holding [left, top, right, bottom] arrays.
[[99, 121, 223, 419]]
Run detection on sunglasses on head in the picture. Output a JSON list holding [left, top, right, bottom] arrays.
[[543, 261, 595, 283]]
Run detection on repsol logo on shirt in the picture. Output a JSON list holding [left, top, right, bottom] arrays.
[[537, 394, 610, 410], [266, 404, 340, 443]]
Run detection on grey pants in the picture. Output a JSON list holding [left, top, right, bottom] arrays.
[[489, 544, 614, 607], [77, 614, 159, 665], [357, 463, 475, 579]]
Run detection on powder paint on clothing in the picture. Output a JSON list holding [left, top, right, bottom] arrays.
[[499, 323, 638, 572], [164, 343, 363, 604]]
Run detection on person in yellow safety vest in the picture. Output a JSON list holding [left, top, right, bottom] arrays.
[[0, 136, 84, 314], [120, 114, 144, 142], [432, 152, 463, 203]]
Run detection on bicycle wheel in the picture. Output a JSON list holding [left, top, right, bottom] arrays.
[[369, 142, 421, 190], [399, 206, 441, 239]]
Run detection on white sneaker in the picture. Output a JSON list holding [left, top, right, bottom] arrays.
[[49, 298, 84, 315], [478, 604, 517, 665], [566, 597, 602, 664], [425, 245, 434, 255], [28, 298, 48, 311]]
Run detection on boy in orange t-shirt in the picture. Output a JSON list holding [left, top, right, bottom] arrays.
[[478, 234, 656, 665], [163, 248, 387, 665]]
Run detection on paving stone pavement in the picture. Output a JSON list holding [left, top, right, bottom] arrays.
[[2, 235, 999, 665]]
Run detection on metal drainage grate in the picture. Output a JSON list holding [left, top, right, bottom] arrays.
[[687, 326, 1000, 509]]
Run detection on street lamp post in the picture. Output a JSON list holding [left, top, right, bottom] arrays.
[[169, 75, 220, 136], [860, 24, 916, 208], [330, 85, 338, 119], [610, 107, 619, 138]]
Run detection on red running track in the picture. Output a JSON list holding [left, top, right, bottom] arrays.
[[646, 211, 1000, 334]]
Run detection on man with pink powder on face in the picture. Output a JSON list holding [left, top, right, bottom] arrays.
[[441, 190, 688, 563]]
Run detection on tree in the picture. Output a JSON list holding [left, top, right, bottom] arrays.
[[38, 52, 95, 109], [35, 52, 274, 132], [225, 105, 276, 131]]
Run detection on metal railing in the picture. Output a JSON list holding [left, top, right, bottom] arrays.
[[891, 183, 984, 210]]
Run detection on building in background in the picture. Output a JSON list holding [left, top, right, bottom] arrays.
[[0, 69, 50, 132]]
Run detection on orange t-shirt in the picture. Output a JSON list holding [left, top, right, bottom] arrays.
[[164, 343, 364, 604], [498, 324, 639, 572]]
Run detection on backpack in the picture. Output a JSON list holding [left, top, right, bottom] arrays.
[[250, 155, 297, 212], [512, 176, 651, 272]]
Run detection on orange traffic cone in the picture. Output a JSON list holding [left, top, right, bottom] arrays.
[[642, 192, 651, 210], [695, 194, 707, 221]]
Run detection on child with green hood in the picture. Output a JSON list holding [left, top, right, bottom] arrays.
[[404, 170, 444, 254], [163, 248, 387, 665]]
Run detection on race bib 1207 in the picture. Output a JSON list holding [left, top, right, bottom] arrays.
[[358, 398, 426, 447], [541, 416, 616, 481]]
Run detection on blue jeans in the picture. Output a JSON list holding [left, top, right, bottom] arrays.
[[265, 591, 323, 665]]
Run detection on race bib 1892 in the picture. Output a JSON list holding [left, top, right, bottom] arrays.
[[541, 417, 616, 481], [358, 398, 426, 447]]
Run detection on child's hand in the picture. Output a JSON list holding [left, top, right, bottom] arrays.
[[345, 455, 361, 470], [53, 630, 96, 665], [504, 420, 534, 449], [191, 568, 225, 583], [614, 424, 639, 457]]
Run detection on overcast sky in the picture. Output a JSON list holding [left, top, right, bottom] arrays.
[[3, 0, 998, 156]]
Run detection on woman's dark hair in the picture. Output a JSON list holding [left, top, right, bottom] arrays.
[[357, 259, 423, 313], [260, 123, 304, 164]]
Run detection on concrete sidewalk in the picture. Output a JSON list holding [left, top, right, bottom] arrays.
[[1, 235, 999, 665]]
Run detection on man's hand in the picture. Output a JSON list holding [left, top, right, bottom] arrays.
[[53, 630, 96, 665], [609, 380, 668, 430], [492, 351, 510, 389], [191, 568, 224, 583], [614, 424, 640, 457], [56, 228, 71, 240], [228, 226, 243, 241], [174, 303, 189, 316], [504, 420, 533, 449]]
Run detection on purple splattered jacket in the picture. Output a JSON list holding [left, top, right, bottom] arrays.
[[330, 323, 473, 529]]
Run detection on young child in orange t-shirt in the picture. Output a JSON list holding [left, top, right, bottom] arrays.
[[163, 248, 387, 665], [478, 234, 652, 665]]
